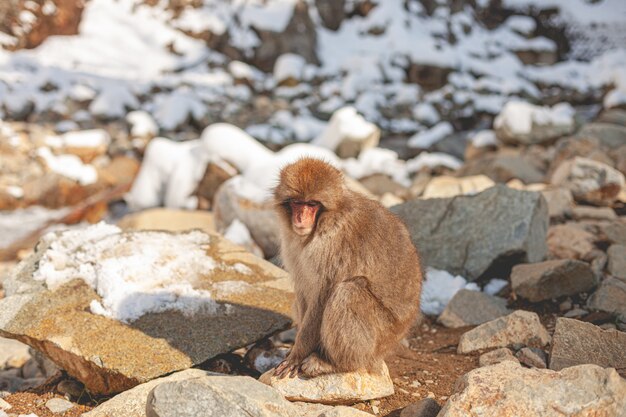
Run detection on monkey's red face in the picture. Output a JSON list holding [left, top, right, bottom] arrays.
[[289, 200, 322, 236]]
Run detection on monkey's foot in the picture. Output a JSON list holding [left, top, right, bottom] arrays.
[[299, 353, 335, 378]]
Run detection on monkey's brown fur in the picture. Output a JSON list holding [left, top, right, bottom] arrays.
[[273, 158, 422, 378]]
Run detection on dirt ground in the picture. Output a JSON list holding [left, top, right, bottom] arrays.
[[2, 318, 480, 417]]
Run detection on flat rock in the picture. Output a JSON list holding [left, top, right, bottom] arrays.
[[547, 224, 596, 260], [117, 208, 216, 234], [391, 185, 548, 280], [84, 369, 214, 417], [147, 374, 295, 417], [577, 122, 626, 149], [571, 206, 617, 221], [607, 244, 626, 280], [587, 277, 626, 317], [437, 290, 510, 328], [510, 259, 596, 302], [260, 363, 394, 405], [478, 348, 519, 367], [457, 310, 550, 354], [438, 361, 626, 417], [550, 157, 625, 206], [0, 228, 293, 395], [45, 397, 74, 413], [550, 317, 626, 375]]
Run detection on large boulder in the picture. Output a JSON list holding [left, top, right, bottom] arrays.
[[549, 318, 626, 374], [457, 310, 550, 354], [438, 361, 626, 417], [510, 259, 596, 302], [391, 185, 548, 280], [0, 225, 293, 395]]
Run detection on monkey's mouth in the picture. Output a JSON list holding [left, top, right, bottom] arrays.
[[292, 225, 313, 236]]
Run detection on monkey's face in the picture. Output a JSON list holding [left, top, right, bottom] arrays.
[[287, 200, 322, 236]]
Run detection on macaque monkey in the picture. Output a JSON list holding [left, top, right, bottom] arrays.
[[273, 158, 422, 378]]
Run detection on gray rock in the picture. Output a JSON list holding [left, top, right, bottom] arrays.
[[146, 375, 294, 417], [587, 277, 626, 317], [576, 122, 626, 149], [550, 317, 626, 375], [213, 177, 280, 258], [516, 347, 547, 369], [457, 310, 550, 354], [438, 361, 626, 417], [391, 185, 548, 280], [510, 259, 596, 302], [547, 224, 596, 260], [570, 206, 617, 221], [456, 151, 545, 184], [437, 290, 510, 328], [540, 187, 573, 219], [478, 348, 519, 367], [260, 363, 394, 405], [550, 157, 625, 206], [45, 397, 74, 413], [399, 398, 441, 417], [607, 244, 626, 280], [315, 0, 345, 31], [601, 221, 626, 245], [597, 109, 626, 127]]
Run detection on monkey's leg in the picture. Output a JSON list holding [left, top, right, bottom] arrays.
[[301, 277, 391, 377]]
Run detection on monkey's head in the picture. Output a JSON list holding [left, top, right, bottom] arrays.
[[274, 158, 344, 236]]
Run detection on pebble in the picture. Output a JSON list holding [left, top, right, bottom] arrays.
[[45, 398, 74, 413]]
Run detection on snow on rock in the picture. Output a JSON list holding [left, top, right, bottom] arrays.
[[312, 107, 380, 158], [494, 101, 575, 145], [153, 88, 207, 131], [421, 268, 480, 316], [470, 130, 498, 148], [273, 53, 307, 85], [342, 147, 410, 187], [484, 279, 509, 296], [412, 103, 440, 126], [201, 123, 274, 172], [36, 147, 98, 185], [408, 122, 454, 149], [89, 84, 140, 119], [406, 152, 463, 172], [32, 223, 231, 323], [126, 111, 158, 138]]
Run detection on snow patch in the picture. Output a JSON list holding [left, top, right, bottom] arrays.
[[421, 268, 480, 316]]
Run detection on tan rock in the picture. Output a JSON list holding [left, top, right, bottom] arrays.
[[118, 208, 216, 234], [260, 363, 394, 405], [547, 224, 596, 260], [457, 310, 550, 354], [421, 175, 494, 199], [439, 361, 626, 417], [478, 348, 519, 367], [0, 229, 293, 395], [587, 277, 626, 317]]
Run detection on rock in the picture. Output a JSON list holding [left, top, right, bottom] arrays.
[[540, 187, 574, 219], [421, 175, 494, 199], [457, 150, 546, 184], [607, 244, 626, 280], [147, 374, 294, 417], [399, 398, 441, 417], [391, 185, 548, 280], [56, 379, 84, 399], [576, 122, 626, 149], [84, 369, 212, 417], [0, 227, 292, 395], [510, 259, 596, 302], [213, 177, 280, 258], [0, 397, 10, 410], [195, 160, 236, 207], [359, 174, 407, 198], [601, 221, 626, 245], [478, 348, 519, 367], [314, 407, 373, 417], [597, 109, 626, 127], [549, 137, 614, 177], [550, 317, 626, 374], [570, 206, 617, 221], [494, 101, 575, 145], [45, 397, 74, 413], [0, 338, 30, 369], [312, 107, 380, 159], [547, 224, 596, 260], [260, 363, 394, 405], [437, 290, 510, 328], [273, 53, 307, 86], [550, 157, 625, 206], [587, 277, 626, 317], [438, 361, 626, 417], [516, 347, 547, 369], [117, 208, 216, 234], [315, 0, 345, 31], [406, 62, 452, 91], [457, 310, 550, 354]]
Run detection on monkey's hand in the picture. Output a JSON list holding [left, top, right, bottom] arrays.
[[273, 353, 302, 379]]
